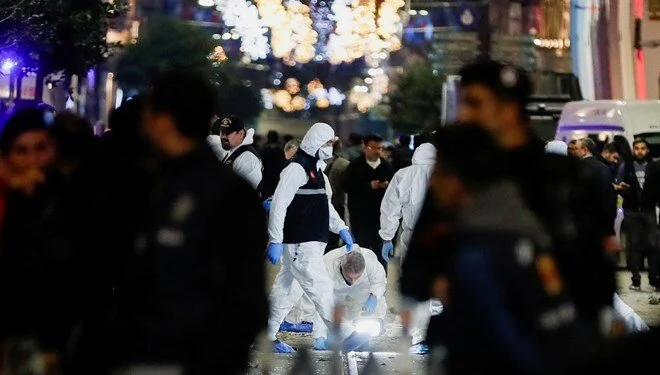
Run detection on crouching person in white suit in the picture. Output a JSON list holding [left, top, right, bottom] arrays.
[[265, 122, 355, 353], [281, 246, 387, 352]]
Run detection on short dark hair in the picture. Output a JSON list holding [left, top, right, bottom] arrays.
[[459, 59, 533, 115], [148, 70, 216, 141], [50, 113, 96, 163], [433, 124, 505, 191], [267, 130, 279, 143], [0, 108, 50, 154], [109, 96, 144, 135], [363, 133, 383, 144], [633, 139, 649, 148], [602, 143, 619, 154]]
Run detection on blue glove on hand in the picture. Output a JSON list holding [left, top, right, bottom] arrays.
[[382, 241, 394, 262], [262, 199, 272, 212], [266, 243, 284, 265], [363, 294, 378, 314], [339, 229, 354, 252]]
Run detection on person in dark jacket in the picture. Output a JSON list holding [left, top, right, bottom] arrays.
[[576, 138, 617, 238], [401, 60, 615, 348], [260, 130, 286, 198], [616, 139, 659, 290], [391, 134, 414, 172], [345, 133, 394, 268], [72, 71, 268, 375], [429, 125, 596, 375]]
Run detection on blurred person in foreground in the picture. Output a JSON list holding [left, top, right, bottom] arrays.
[[280, 247, 386, 352], [391, 134, 414, 172], [429, 125, 596, 375], [401, 60, 615, 349], [265, 122, 354, 353], [72, 71, 268, 375]]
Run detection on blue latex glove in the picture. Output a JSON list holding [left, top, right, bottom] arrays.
[[363, 294, 378, 314], [339, 229, 354, 252], [266, 243, 284, 265], [382, 241, 394, 262], [273, 340, 296, 353], [262, 199, 272, 212]]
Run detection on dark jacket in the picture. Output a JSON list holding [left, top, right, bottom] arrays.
[[392, 146, 413, 172], [618, 160, 654, 213], [445, 182, 596, 375], [582, 156, 617, 235], [260, 142, 286, 198], [402, 137, 615, 335], [74, 145, 268, 375], [345, 155, 394, 228]]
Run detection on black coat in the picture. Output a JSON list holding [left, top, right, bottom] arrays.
[[260, 142, 286, 198], [402, 137, 615, 342], [581, 156, 617, 235], [74, 145, 268, 375], [618, 160, 654, 213], [345, 155, 394, 229]]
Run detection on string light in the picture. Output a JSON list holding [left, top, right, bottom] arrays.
[[215, 0, 269, 60]]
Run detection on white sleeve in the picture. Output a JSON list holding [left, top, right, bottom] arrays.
[[325, 172, 348, 234], [233, 153, 262, 190], [364, 251, 387, 298], [268, 164, 308, 243], [378, 171, 404, 241]]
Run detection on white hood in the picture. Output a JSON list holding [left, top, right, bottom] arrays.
[[412, 143, 436, 165], [239, 128, 255, 148], [300, 122, 336, 158]]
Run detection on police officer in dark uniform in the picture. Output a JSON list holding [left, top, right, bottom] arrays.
[[401, 60, 616, 349], [72, 71, 268, 375], [428, 125, 597, 375]]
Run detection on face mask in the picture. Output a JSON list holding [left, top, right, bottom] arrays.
[[318, 146, 333, 160]]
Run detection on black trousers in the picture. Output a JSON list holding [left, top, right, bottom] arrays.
[[622, 212, 660, 287]]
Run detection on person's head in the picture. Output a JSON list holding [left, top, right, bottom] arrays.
[[430, 123, 505, 212], [567, 140, 578, 158], [349, 133, 363, 147], [143, 71, 216, 156], [267, 130, 280, 144], [601, 143, 620, 164], [398, 134, 411, 147], [0, 108, 55, 173], [575, 138, 595, 159], [340, 251, 366, 286], [299, 122, 337, 160], [363, 133, 383, 162], [457, 60, 533, 148], [215, 115, 246, 151], [632, 139, 650, 162], [50, 113, 95, 171], [545, 140, 568, 156], [284, 139, 300, 160], [613, 135, 632, 163]]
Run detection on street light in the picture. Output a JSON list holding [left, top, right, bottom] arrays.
[[1, 59, 17, 75]]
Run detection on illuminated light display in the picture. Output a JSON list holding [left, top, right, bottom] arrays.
[[215, 0, 269, 60]]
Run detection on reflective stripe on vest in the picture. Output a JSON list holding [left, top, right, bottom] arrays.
[[296, 188, 326, 195]]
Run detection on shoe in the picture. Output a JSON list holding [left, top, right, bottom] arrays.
[[273, 340, 296, 353], [409, 342, 430, 355], [630, 284, 641, 291], [279, 321, 314, 333], [313, 337, 329, 351]]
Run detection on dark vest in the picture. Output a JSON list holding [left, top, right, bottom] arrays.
[[222, 145, 260, 167], [283, 150, 330, 244]]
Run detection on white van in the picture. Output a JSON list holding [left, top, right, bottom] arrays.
[[555, 100, 660, 157]]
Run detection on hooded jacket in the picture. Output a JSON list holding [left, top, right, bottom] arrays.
[[268, 123, 347, 243], [379, 143, 436, 259], [222, 128, 262, 190]]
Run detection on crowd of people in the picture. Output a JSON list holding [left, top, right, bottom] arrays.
[[0, 60, 657, 375]]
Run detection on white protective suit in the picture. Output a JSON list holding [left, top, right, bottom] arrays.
[[267, 123, 349, 341], [613, 293, 649, 333], [285, 246, 387, 339], [379, 143, 436, 260], [378, 143, 439, 345], [223, 128, 262, 190]]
